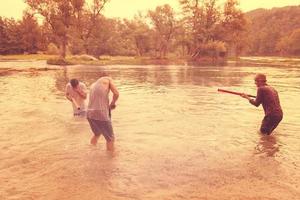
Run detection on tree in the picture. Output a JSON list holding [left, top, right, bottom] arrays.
[[287, 28, 300, 55], [75, 0, 109, 54], [221, 0, 247, 57], [0, 17, 9, 54], [179, 0, 203, 50], [85, 16, 118, 56], [19, 13, 42, 53], [1, 18, 23, 54], [148, 4, 176, 58], [277, 28, 300, 55], [123, 14, 152, 56], [203, 0, 220, 42], [173, 19, 193, 57], [179, 0, 222, 54], [245, 6, 300, 56], [25, 0, 82, 58]]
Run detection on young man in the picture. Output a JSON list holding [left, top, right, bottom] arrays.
[[241, 73, 283, 135], [87, 77, 119, 151], [65, 79, 87, 117]]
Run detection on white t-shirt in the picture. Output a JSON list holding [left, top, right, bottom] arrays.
[[65, 82, 87, 115], [87, 77, 110, 121]]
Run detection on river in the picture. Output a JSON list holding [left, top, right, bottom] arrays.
[[0, 59, 299, 199]]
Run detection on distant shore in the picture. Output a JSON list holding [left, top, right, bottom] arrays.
[[0, 54, 188, 66], [0, 54, 299, 68]]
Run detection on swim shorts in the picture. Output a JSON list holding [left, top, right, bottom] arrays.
[[87, 118, 114, 142], [260, 115, 283, 135]]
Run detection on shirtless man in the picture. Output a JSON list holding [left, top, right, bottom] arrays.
[[241, 74, 283, 135], [87, 77, 119, 151]]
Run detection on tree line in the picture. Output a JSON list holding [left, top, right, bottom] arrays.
[[244, 6, 300, 56], [4, 1, 299, 60]]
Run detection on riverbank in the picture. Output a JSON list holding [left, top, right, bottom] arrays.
[[1, 54, 300, 68], [48, 55, 190, 66], [0, 54, 188, 66], [0, 54, 56, 61], [237, 56, 300, 67]]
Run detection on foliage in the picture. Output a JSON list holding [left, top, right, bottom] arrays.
[[123, 14, 152, 56], [148, 4, 176, 58], [47, 43, 59, 55], [245, 6, 300, 56], [178, 0, 247, 59], [276, 28, 300, 55], [4, 1, 299, 62], [46, 57, 73, 65]]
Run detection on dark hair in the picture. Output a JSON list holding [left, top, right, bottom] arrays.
[[70, 79, 79, 88]]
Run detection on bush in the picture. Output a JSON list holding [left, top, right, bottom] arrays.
[[47, 43, 59, 55], [47, 58, 73, 65], [70, 54, 98, 61]]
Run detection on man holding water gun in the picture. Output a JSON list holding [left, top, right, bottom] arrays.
[[241, 73, 283, 135]]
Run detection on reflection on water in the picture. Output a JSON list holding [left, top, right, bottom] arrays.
[[57, 65, 248, 88], [255, 135, 279, 157], [1, 61, 300, 199]]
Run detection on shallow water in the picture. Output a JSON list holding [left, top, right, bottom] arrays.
[[0, 60, 300, 200]]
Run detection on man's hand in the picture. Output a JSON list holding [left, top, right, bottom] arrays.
[[74, 87, 83, 94], [66, 93, 73, 102], [110, 103, 116, 110], [240, 93, 251, 100]]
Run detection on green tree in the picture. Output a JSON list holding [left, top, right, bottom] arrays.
[[179, 1, 222, 55], [123, 14, 152, 56], [0, 17, 9, 54], [173, 19, 193, 57], [277, 28, 300, 55], [25, 0, 81, 58], [179, 0, 203, 50], [245, 6, 300, 56], [75, 0, 109, 54], [148, 4, 176, 58], [288, 28, 300, 55], [221, 0, 247, 57], [86, 16, 118, 56], [2, 18, 23, 54], [19, 13, 42, 53]]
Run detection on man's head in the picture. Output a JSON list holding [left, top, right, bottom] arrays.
[[70, 79, 79, 88], [254, 73, 267, 87]]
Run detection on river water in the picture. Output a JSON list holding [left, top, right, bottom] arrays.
[[0, 60, 300, 199]]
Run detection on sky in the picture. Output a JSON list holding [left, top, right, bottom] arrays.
[[0, 0, 299, 20]]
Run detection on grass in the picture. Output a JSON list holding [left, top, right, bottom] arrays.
[[47, 58, 74, 65], [1, 54, 299, 66], [68, 56, 188, 66], [0, 54, 56, 61], [0, 54, 188, 65], [0, 54, 232, 66]]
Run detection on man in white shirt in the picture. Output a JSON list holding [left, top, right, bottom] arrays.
[[65, 79, 87, 117]]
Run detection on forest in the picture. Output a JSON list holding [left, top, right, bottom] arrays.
[[245, 6, 300, 56], [0, 0, 299, 63]]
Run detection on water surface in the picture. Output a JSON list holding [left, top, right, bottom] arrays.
[[1, 60, 300, 199]]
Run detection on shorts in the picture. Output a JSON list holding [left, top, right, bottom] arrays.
[[74, 110, 86, 117], [260, 114, 283, 135], [87, 118, 114, 142]]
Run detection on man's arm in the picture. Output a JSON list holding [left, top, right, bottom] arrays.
[[75, 83, 87, 99], [65, 85, 73, 101], [109, 78, 119, 109], [241, 88, 262, 107], [249, 88, 263, 107]]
